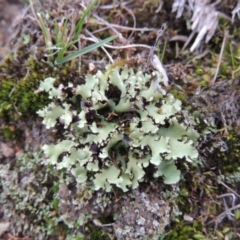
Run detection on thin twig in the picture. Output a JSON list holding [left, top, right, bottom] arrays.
[[93, 14, 157, 32], [170, 35, 188, 42], [121, 5, 136, 39], [80, 35, 154, 50], [217, 193, 236, 208], [92, 14, 125, 41], [218, 179, 240, 198], [186, 48, 209, 65], [217, 204, 240, 221], [207, 203, 240, 234], [155, 1, 164, 13], [99, 0, 135, 9], [181, 30, 196, 51], [211, 30, 229, 85], [84, 30, 113, 63], [217, 194, 235, 221], [29, 0, 38, 21]]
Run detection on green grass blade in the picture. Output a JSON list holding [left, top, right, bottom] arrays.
[[56, 35, 118, 65], [37, 13, 52, 48], [54, 21, 59, 44], [59, 39, 79, 52], [60, 19, 68, 44], [56, 19, 69, 60], [74, 0, 98, 41], [56, 39, 79, 62]]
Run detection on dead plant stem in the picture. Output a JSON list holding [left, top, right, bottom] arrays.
[[211, 30, 229, 85]]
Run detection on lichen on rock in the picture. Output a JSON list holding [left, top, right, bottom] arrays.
[[0, 151, 61, 239], [113, 188, 173, 240]]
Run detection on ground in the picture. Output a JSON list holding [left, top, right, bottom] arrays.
[[0, 0, 240, 239]]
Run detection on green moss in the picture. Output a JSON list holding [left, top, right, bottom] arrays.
[[221, 132, 240, 172], [85, 224, 109, 240], [0, 47, 82, 121], [1, 125, 19, 140], [164, 221, 204, 240], [169, 87, 187, 103]]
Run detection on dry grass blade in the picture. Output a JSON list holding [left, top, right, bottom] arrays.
[[232, 0, 240, 22], [172, 0, 186, 18]]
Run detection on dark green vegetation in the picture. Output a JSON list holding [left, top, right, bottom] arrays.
[[0, 49, 66, 120]]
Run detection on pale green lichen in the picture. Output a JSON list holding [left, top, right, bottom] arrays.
[[0, 152, 61, 239], [113, 189, 173, 240], [37, 66, 199, 192]]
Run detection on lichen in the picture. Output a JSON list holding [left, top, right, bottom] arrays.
[[37, 66, 199, 192], [0, 151, 63, 239], [113, 188, 173, 240]]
